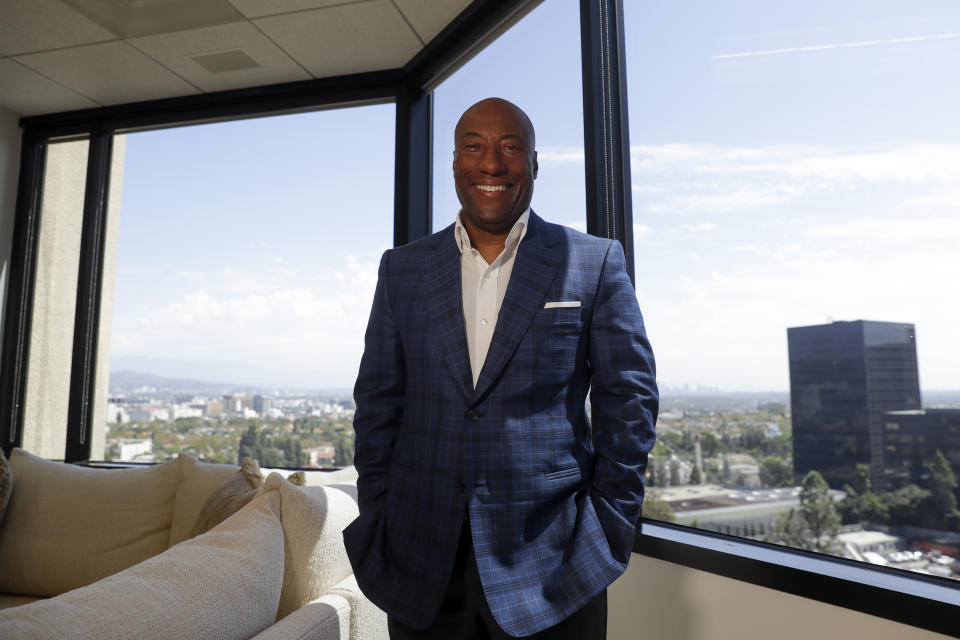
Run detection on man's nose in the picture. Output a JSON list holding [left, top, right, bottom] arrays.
[[479, 146, 505, 174]]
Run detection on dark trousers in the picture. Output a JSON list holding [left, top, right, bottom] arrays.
[[388, 519, 607, 640]]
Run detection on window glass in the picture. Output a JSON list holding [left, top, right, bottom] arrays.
[[95, 105, 395, 466], [626, 0, 960, 581], [22, 138, 89, 459], [432, 0, 585, 233]]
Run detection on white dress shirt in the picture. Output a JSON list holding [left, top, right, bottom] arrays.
[[455, 209, 530, 387]]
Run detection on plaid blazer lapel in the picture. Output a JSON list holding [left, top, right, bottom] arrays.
[[424, 228, 474, 402], [472, 211, 562, 403]]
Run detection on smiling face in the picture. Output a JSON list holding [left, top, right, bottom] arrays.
[[453, 98, 538, 237]]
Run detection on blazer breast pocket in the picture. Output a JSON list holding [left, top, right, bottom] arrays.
[[547, 306, 582, 326]]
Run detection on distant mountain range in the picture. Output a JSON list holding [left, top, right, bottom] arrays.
[[108, 355, 352, 394], [109, 370, 266, 394]]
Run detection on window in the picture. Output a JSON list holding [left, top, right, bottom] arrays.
[[82, 105, 394, 465], [432, 0, 586, 232], [625, 0, 960, 583]]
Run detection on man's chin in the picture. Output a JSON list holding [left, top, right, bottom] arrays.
[[462, 207, 523, 234]]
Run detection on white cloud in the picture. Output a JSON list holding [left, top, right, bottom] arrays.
[[676, 223, 718, 233], [714, 33, 960, 59], [536, 146, 585, 165], [632, 143, 960, 184], [646, 184, 803, 215], [808, 217, 960, 242], [110, 254, 382, 388]]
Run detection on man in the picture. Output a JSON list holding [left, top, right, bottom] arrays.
[[343, 98, 658, 639]]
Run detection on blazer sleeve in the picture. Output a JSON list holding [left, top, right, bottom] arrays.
[[588, 239, 659, 563], [352, 249, 406, 510]]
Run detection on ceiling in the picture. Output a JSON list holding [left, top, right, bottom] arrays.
[[0, 0, 473, 117]]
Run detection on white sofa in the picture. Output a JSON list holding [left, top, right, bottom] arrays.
[[0, 448, 386, 640]]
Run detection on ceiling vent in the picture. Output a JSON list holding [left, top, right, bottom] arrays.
[[190, 49, 260, 73], [62, 0, 243, 38]]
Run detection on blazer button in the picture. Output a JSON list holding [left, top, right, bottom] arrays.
[[466, 410, 479, 422]]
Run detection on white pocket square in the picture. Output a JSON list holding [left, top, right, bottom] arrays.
[[544, 301, 581, 308]]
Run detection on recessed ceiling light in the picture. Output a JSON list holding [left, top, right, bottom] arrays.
[[62, 0, 244, 39], [190, 49, 260, 74]]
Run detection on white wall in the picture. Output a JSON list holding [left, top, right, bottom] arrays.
[[609, 554, 952, 640], [0, 106, 22, 359]]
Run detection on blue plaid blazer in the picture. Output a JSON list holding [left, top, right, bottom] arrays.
[[343, 211, 658, 637]]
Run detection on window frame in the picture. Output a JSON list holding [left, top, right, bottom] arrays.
[[1, 0, 957, 636]]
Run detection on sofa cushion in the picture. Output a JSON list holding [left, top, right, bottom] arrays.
[[190, 458, 264, 538], [267, 473, 359, 620], [0, 448, 180, 597], [0, 448, 11, 528], [0, 594, 43, 611], [261, 465, 358, 487], [169, 453, 239, 547], [0, 488, 286, 640]]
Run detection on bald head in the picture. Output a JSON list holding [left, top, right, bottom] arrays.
[[454, 98, 536, 154]]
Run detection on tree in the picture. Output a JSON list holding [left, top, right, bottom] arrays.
[[642, 492, 675, 522], [927, 449, 960, 531], [669, 461, 680, 486], [881, 484, 931, 525], [646, 460, 658, 487], [765, 508, 810, 549], [722, 456, 731, 483], [237, 424, 259, 463], [839, 463, 888, 527], [799, 471, 840, 552], [700, 431, 721, 458], [759, 456, 793, 488], [852, 463, 872, 496], [689, 464, 702, 485], [334, 430, 354, 467]]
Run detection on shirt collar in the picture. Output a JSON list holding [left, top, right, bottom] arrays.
[[454, 208, 531, 256]]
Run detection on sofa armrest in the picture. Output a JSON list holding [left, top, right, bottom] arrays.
[[250, 593, 350, 640], [328, 574, 388, 640]]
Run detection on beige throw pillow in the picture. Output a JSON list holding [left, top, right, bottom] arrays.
[[0, 448, 180, 597], [189, 458, 308, 539], [0, 488, 285, 640], [267, 473, 359, 620], [0, 448, 12, 529], [168, 453, 239, 547], [190, 457, 264, 538]]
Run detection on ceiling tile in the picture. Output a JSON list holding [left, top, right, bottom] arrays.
[[254, 0, 422, 77], [0, 0, 116, 56], [61, 0, 244, 39], [227, 0, 364, 20], [14, 41, 200, 106], [394, 0, 472, 44], [0, 59, 99, 116], [128, 22, 310, 93]]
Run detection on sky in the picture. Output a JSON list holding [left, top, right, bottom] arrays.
[[109, 0, 960, 393]]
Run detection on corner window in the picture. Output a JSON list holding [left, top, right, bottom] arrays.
[[626, 0, 960, 582], [87, 105, 394, 466]]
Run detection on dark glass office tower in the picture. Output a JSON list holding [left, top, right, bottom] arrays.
[[883, 409, 960, 486], [788, 320, 920, 490]]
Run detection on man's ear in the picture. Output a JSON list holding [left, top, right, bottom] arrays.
[[532, 151, 539, 179]]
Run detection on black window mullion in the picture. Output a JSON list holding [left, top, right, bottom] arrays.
[[0, 131, 48, 459], [64, 130, 113, 464], [393, 85, 433, 246], [580, 0, 635, 283]]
